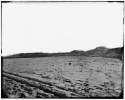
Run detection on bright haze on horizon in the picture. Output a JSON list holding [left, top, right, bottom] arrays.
[[2, 2, 123, 56]]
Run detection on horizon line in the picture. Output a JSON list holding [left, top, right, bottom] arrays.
[[2, 46, 123, 57]]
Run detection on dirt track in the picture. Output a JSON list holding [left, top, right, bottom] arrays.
[[2, 56, 123, 98]]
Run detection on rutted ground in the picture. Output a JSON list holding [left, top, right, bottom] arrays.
[[2, 56, 123, 98]]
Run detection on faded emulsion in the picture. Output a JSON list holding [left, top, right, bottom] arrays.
[[1, 1, 124, 99]]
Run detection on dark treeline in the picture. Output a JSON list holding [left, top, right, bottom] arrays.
[[3, 46, 123, 60]]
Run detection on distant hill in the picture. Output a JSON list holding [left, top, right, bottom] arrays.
[[85, 46, 123, 60], [2, 46, 123, 60], [84, 46, 108, 56]]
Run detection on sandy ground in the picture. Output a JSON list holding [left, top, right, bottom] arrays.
[[2, 56, 123, 98]]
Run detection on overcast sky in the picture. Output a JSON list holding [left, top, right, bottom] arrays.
[[2, 2, 123, 56]]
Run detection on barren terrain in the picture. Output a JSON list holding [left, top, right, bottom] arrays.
[[2, 56, 123, 98]]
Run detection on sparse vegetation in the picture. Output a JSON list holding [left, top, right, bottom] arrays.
[[2, 56, 123, 98]]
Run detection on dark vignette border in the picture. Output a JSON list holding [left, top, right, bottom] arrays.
[[1, 1, 124, 99]]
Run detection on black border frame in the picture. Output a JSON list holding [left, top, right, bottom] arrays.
[[1, 1, 124, 99]]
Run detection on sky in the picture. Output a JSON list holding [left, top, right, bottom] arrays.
[[2, 2, 123, 56]]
